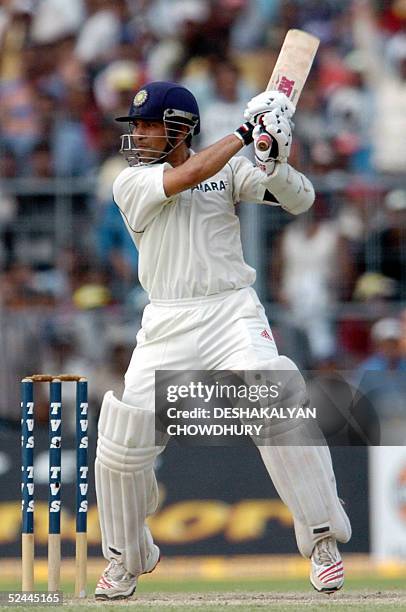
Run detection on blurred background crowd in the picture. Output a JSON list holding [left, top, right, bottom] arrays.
[[1, 0, 406, 427]]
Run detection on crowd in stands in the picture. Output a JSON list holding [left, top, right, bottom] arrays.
[[0, 0, 406, 425]]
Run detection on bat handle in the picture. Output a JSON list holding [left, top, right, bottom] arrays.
[[256, 132, 273, 152]]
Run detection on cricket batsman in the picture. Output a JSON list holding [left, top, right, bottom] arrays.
[[94, 81, 351, 600]]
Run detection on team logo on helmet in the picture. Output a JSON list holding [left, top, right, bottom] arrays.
[[133, 89, 148, 107]]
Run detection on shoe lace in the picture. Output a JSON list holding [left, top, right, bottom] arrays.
[[313, 537, 338, 566]]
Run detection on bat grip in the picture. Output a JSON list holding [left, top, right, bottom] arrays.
[[256, 132, 273, 152]]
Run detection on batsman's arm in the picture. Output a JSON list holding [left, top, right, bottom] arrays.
[[230, 155, 315, 216], [263, 162, 315, 215], [163, 132, 247, 197], [114, 125, 250, 232]]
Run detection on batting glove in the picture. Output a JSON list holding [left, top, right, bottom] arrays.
[[244, 90, 295, 124], [253, 110, 293, 164]]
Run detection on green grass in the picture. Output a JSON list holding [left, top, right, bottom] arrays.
[[1, 576, 406, 592]]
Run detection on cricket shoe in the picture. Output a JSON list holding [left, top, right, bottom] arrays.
[[310, 536, 344, 593], [95, 545, 160, 600]]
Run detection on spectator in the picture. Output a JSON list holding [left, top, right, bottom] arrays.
[[0, 1, 33, 79], [30, 0, 83, 45], [0, 185, 17, 268], [231, 0, 280, 51], [271, 196, 355, 366], [145, 1, 210, 80], [0, 263, 50, 426], [52, 84, 98, 177], [14, 141, 56, 269], [352, 0, 406, 175], [358, 317, 406, 372], [198, 59, 255, 150], [75, 0, 121, 67], [400, 306, 406, 356], [145, 0, 209, 39], [363, 189, 406, 299], [96, 199, 139, 302], [93, 60, 144, 117], [326, 50, 374, 174], [294, 75, 331, 175], [0, 44, 42, 163], [92, 324, 138, 401], [94, 121, 127, 205], [41, 327, 99, 433], [336, 179, 383, 245], [94, 119, 127, 202], [354, 317, 406, 424]]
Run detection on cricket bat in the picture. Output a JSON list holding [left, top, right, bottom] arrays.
[[256, 29, 320, 152]]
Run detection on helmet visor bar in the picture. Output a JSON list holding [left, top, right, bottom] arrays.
[[164, 108, 199, 131]]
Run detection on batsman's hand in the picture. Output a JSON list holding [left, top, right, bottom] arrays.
[[244, 90, 295, 124], [253, 109, 292, 165]]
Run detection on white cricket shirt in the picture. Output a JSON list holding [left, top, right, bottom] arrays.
[[113, 155, 277, 300]]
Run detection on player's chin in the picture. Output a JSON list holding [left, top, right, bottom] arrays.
[[137, 147, 162, 164], [148, 150, 168, 163]]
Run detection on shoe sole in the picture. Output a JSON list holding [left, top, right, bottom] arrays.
[[310, 577, 343, 594], [94, 554, 161, 601], [95, 584, 137, 601]]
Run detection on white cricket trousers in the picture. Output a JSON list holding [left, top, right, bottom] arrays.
[[101, 286, 351, 563], [123, 287, 278, 408]]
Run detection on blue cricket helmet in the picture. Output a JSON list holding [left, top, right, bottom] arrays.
[[115, 81, 200, 135]]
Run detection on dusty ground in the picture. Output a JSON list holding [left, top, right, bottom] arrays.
[[59, 590, 406, 611]]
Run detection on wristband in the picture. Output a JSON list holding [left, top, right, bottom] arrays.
[[234, 122, 254, 146]]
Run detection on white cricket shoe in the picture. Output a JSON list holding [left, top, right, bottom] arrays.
[[95, 546, 160, 600], [310, 536, 344, 593]]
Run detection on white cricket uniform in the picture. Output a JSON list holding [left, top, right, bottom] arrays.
[[94, 156, 351, 578], [112, 154, 280, 407]]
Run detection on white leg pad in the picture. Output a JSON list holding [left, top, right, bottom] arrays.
[[95, 391, 161, 575], [256, 356, 352, 558]]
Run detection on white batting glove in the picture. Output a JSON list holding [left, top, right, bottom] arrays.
[[253, 126, 276, 175], [253, 109, 293, 167], [243, 90, 295, 124]]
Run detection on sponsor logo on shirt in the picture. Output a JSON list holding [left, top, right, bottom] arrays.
[[192, 180, 228, 193]]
